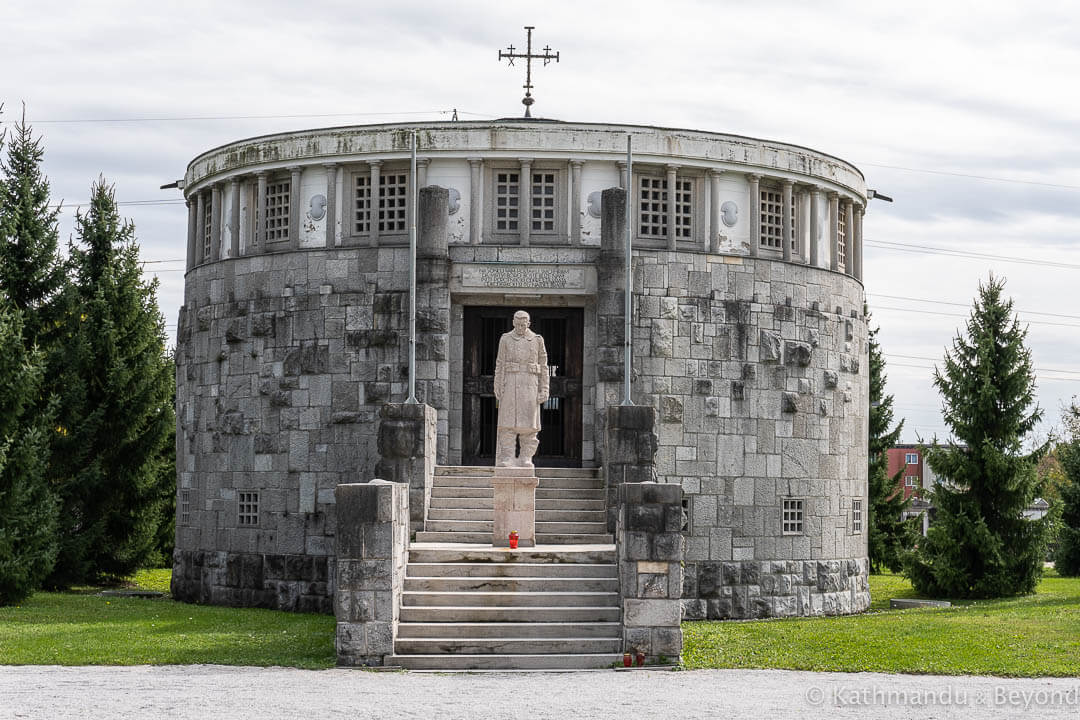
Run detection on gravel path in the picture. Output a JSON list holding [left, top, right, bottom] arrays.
[[3, 665, 1078, 720]]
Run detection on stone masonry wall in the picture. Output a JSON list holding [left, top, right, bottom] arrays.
[[617, 251, 870, 619]]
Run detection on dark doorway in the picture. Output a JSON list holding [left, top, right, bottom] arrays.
[[462, 306, 583, 467]]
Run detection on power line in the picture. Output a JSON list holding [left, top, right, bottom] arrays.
[[865, 239, 1080, 271], [869, 292, 1080, 321], [5, 109, 495, 125], [859, 161, 1080, 192], [871, 304, 1080, 329], [885, 353, 1080, 377]]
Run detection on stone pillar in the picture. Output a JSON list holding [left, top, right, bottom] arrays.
[[288, 166, 302, 250], [418, 185, 450, 261], [254, 171, 267, 252], [604, 405, 658, 532], [747, 174, 760, 258], [228, 178, 240, 259], [617, 160, 628, 190], [597, 188, 628, 427], [369, 161, 382, 246], [570, 160, 583, 245], [186, 199, 197, 270], [844, 199, 855, 276], [324, 163, 338, 247], [810, 186, 822, 267], [519, 158, 532, 247], [334, 480, 409, 667], [828, 191, 840, 272], [709, 170, 723, 253], [798, 188, 810, 263], [210, 184, 222, 261], [195, 191, 206, 264], [467, 157, 482, 244], [416, 158, 429, 190], [416, 186, 451, 459], [665, 165, 678, 250], [375, 403, 437, 531], [781, 180, 793, 262], [854, 202, 865, 281], [617, 481, 684, 665], [492, 468, 539, 547]]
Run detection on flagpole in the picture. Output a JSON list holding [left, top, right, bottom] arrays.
[[406, 130, 418, 404], [622, 134, 634, 406]]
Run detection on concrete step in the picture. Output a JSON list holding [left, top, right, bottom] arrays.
[[407, 562, 617, 578], [401, 591, 619, 607], [387, 653, 621, 670], [435, 466, 600, 479], [536, 488, 605, 500], [427, 508, 607, 523], [406, 545, 615, 565], [399, 605, 621, 623], [414, 531, 615, 544], [423, 520, 609, 534], [394, 637, 622, 655], [431, 487, 604, 501], [433, 475, 603, 490], [396, 621, 621, 639], [430, 486, 492, 499], [428, 497, 606, 511], [403, 576, 619, 593]]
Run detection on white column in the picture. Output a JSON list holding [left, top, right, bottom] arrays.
[[781, 180, 793, 263], [519, 158, 532, 247], [797, 187, 809, 264], [324, 163, 338, 247], [369, 160, 382, 247], [709, 170, 723, 253], [254, 171, 267, 252], [617, 161, 628, 189], [810, 186, 822, 267], [229, 178, 240, 259], [288, 166, 302, 250], [186, 199, 197, 270], [570, 160, 583, 245], [210, 184, 222, 261], [829, 192, 840, 272], [854, 202, 865, 281], [747, 174, 760, 258], [665, 164, 678, 250], [417, 158, 429, 189], [468, 157, 482, 244], [844, 199, 855, 276]]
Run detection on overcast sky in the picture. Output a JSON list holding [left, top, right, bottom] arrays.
[[3, 0, 1078, 444]]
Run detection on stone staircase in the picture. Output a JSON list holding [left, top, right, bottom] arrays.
[[415, 466, 613, 545], [389, 465, 621, 670]]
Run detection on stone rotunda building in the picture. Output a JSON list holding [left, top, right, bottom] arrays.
[[172, 119, 871, 661]]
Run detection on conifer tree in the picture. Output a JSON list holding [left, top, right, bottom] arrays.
[[0, 106, 64, 347], [1054, 403, 1080, 575], [0, 297, 57, 604], [866, 320, 918, 573], [904, 275, 1052, 597], [46, 179, 175, 586]]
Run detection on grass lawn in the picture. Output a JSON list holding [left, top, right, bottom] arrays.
[[683, 569, 1080, 677], [0, 569, 335, 668]]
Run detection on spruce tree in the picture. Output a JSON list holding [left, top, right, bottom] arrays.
[[1054, 403, 1080, 575], [46, 179, 175, 586], [0, 106, 64, 347], [0, 297, 57, 604], [904, 275, 1052, 598], [866, 320, 918, 573]]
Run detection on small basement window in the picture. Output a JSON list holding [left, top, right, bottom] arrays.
[[852, 499, 863, 534], [238, 491, 260, 527], [180, 489, 191, 525], [782, 498, 804, 535]]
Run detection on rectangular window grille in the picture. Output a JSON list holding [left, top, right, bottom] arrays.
[[265, 181, 290, 242], [852, 499, 863, 533], [906, 452, 919, 464], [531, 172, 557, 233], [180, 490, 191, 525], [378, 173, 408, 233], [673, 179, 693, 238], [238, 491, 259, 526], [639, 177, 668, 238], [782, 498, 804, 534], [354, 174, 372, 234], [202, 193, 213, 259], [495, 171, 520, 232], [837, 208, 847, 268], [760, 189, 783, 248]]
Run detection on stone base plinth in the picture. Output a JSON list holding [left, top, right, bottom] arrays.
[[492, 468, 539, 547]]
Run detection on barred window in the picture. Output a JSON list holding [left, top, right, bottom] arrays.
[[638, 176, 667, 238], [673, 179, 693, 238], [238, 491, 259, 526], [837, 206, 847, 269], [354, 175, 372, 234], [495, 171, 520, 232], [378, 172, 408, 233], [265, 181, 290, 242], [180, 490, 191, 525], [202, 193, 213, 260], [852, 499, 863, 534], [531, 171, 556, 233], [782, 498, 804, 534], [760, 189, 797, 251]]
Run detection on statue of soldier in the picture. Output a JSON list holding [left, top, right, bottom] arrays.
[[493, 310, 549, 468]]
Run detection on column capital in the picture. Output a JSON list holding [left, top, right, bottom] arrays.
[[616, 160, 628, 169], [780, 178, 794, 188], [811, 184, 825, 195], [569, 159, 584, 169], [228, 176, 240, 187], [746, 173, 762, 182], [323, 162, 339, 171], [415, 157, 430, 168], [286, 165, 302, 173], [467, 156, 483, 168], [826, 190, 839, 199], [665, 164, 680, 173], [709, 169, 725, 179], [853, 200, 865, 212], [517, 157, 534, 165], [254, 170, 269, 179], [368, 159, 383, 169]]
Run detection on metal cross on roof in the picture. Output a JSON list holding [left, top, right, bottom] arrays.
[[498, 26, 559, 118]]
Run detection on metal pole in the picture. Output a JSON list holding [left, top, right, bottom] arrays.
[[622, 135, 634, 406], [406, 130, 418, 404]]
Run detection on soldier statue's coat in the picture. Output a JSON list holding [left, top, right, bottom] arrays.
[[493, 329, 550, 431]]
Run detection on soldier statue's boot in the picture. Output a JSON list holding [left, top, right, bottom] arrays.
[[517, 432, 539, 469], [496, 429, 518, 467]]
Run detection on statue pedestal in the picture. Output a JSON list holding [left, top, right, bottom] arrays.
[[492, 467, 539, 548]]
